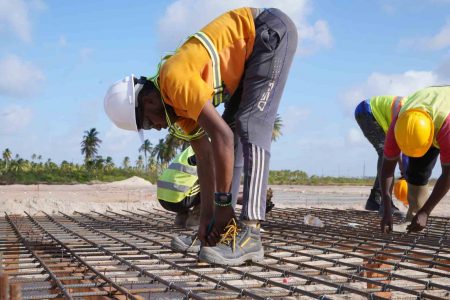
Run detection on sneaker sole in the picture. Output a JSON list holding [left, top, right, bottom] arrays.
[[198, 247, 264, 266], [171, 237, 200, 253]]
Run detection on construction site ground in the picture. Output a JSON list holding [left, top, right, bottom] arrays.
[[1, 179, 449, 299]]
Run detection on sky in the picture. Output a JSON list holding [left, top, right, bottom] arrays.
[[1, 0, 450, 177]]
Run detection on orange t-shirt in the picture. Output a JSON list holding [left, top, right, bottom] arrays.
[[159, 7, 256, 133]]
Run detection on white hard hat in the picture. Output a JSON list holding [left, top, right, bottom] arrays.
[[104, 75, 144, 132]]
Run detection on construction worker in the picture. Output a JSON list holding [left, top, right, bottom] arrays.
[[354, 96, 407, 214], [380, 85, 450, 233], [104, 8, 297, 265], [157, 146, 201, 228], [158, 145, 275, 228]]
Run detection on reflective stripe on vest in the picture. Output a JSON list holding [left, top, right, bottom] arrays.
[[169, 162, 197, 175], [192, 31, 224, 107], [157, 180, 192, 193]]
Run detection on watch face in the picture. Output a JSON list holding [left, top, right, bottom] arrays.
[[215, 192, 231, 203]]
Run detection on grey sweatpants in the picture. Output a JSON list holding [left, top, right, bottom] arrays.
[[223, 8, 297, 221]]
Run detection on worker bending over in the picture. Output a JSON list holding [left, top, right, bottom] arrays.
[[354, 95, 407, 214], [380, 85, 450, 233], [104, 7, 297, 265]]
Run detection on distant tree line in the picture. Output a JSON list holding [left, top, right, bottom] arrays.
[[0, 126, 187, 184], [0, 116, 376, 185]]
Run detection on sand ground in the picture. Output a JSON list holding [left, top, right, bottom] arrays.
[[1, 177, 449, 217]]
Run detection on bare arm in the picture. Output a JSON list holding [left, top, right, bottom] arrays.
[[421, 165, 450, 215], [407, 165, 450, 232], [190, 134, 215, 222], [196, 101, 234, 193], [191, 101, 234, 244]]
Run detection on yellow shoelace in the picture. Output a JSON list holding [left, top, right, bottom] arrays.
[[219, 218, 240, 252], [188, 235, 198, 250]]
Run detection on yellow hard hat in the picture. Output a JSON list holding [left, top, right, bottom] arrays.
[[393, 178, 408, 206], [394, 109, 434, 157]]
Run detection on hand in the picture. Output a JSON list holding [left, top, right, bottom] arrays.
[[380, 210, 393, 234], [407, 211, 429, 233], [198, 216, 216, 247], [209, 205, 236, 244]]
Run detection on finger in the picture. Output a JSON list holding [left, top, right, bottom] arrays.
[[380, 223, 386, 233], [198, 235, 206, 246], [406, 224, 412, 233], [206, 235, 216, 246], [212, 228, 220, 239], [408, 222, 419, 233]]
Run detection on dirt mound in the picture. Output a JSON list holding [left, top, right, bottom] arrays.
[[104, 176, 153, 187]]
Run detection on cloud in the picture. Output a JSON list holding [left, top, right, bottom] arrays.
[[0, 0, 40, 43], [157, 0, 332, 56], [399, 20, 450, 51], [340, 70, 441, 115], [0, 105, 32, 134], [0, 55, 45, 99], [346, 127, 365, 146], [102, 125, 140, 154], [435, 53, 450, 80]]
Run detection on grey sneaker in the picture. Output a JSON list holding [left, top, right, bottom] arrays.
[[171, 234, 200, 252], [185, 205, 200, 228], [174, 212, 188, 227], [198, 219, 264, 266]]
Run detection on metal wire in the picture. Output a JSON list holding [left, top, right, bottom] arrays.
[[1, 207, 449, 299]]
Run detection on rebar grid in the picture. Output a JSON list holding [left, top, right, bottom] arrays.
[[0, 207, 448, 300]]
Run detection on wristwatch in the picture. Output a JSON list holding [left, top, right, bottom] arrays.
[[214, 192, 232, 206]]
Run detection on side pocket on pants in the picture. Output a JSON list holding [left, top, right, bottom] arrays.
[[260, 26, 280, 51]]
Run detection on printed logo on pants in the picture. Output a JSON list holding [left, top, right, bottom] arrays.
[[258, 81, 275, 111], [257, 58, 281, 112]]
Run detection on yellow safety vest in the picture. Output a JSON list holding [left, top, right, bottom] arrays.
[[157, 146, 200, 203], [400, 85, 450, 149]]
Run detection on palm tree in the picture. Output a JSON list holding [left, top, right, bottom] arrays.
[[136, 155, 144, 170], [152, 139, 167, 165], [272, 114, 283, 142], [31, 153, 37, 161], [2, 148, 12, 169], [81, 128, 102, 164], [105, 156, 114, 171], [122, 156, 130, 169], [93, 156, 105, 170], [161, 136, 178, 164], [165, 134, 185, 151], [139, 139, 153, 170]]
